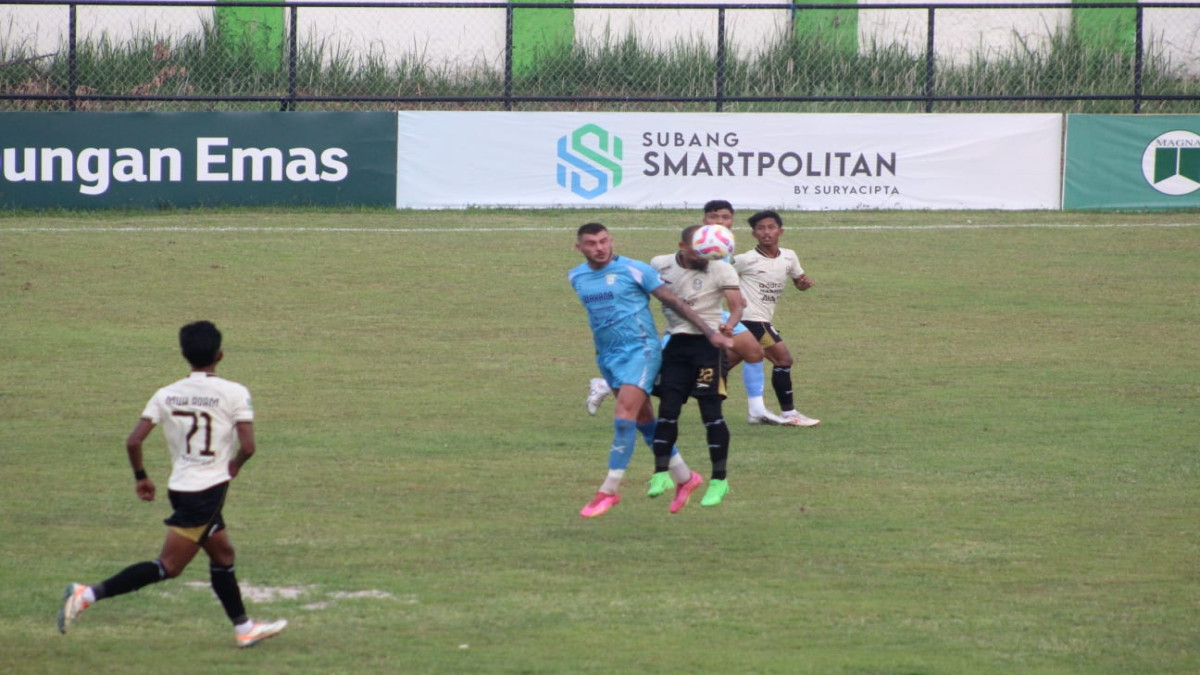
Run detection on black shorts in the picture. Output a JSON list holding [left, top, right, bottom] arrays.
[[655, 333, 727, 400], [164, 481, 229, 544], [740, 320, 784, 349]]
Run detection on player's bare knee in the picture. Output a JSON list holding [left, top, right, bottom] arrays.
[[735, 345, 762, 363], [157, 559, 186, 579]]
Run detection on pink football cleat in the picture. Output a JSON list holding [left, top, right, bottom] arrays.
[[669, 472, 704, 514], [580, 491, 621, 518]]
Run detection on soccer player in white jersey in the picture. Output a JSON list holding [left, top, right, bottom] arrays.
[[570, 223, 732, 518], [58, 321, 287, 648], [696, 200, 791, 425], [649, 225, 746, 509], [730, 210, 821, 427], [586, 200, 789, 425]]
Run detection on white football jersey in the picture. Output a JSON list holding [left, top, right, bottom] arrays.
[[650, 252, 740, 336], [140, 371, 254, 491], [732, 247, 805, 322]]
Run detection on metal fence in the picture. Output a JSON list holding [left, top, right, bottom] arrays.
[[2, 0, 1198, 113]]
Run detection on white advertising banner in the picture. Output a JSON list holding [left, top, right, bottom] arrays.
[[396, 112, 1062, 210]]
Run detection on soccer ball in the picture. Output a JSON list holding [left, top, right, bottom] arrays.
[[692, 224, 735, 260]]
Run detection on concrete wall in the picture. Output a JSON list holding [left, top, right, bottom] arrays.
[[4, 3, 204, 53], [1152, 5, 1200, 74], [287, 0, 506, 70], [857, 0, 1070, 66], [572, 0, 788, 60]]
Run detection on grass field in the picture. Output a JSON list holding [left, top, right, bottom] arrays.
[[1, 209, 1198, 674]]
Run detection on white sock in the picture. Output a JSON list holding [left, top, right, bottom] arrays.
[[600, 469, 624, 494], [83, 586, 96, 604], [235, 619, 254, 635], [668, 453, 691, 484], [747, 396, 768, 415]]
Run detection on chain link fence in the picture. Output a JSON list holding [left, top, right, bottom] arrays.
[[2, 0, 1198, 113]]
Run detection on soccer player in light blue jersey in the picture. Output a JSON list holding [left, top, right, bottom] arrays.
[[570, 222, 733, 518]]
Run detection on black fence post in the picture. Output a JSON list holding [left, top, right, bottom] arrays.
[[284, 4, 298, 111], [68, 3, 77, 111], [1133, 4, 1144, 113], [504, 2, 514, 112], [716, 7, 726, 112], [925, 7, 935, 113]]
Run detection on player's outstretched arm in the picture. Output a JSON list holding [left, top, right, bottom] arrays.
[[794, 274, 814, 291], [651, 286, 734, 349]]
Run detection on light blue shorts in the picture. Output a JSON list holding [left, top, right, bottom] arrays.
[[597, 340, 662, 395]]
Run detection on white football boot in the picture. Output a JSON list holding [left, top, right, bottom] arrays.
[[586, 378, 612, 416]]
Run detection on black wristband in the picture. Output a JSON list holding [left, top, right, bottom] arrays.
[[134, 469, 148, 481]]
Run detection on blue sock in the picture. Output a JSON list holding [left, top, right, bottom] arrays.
[[743, 361, 765, 398], [637, 420, 678, 458], [609, 418, 638, 471]]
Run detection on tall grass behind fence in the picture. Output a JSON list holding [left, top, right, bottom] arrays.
[[0, 1, 1198, 112]]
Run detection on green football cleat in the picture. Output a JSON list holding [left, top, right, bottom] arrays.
[[646, 471, 673, 498], [700, 479, 729, 507]]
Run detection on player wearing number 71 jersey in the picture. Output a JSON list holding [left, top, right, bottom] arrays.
[[57, 320, 287, 648]]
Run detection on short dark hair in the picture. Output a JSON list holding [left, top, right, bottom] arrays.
[[180, 321, 222, 368], [577, 222, 608, 240], [747, 209, 783, 230], [703, 199, 733, 214], [680, 224, 702, 244]]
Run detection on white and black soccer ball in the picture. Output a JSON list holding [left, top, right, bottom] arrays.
[[692, 224, 735, 260]]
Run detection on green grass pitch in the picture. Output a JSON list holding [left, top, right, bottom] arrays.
[[1, 208, 1198, 673]]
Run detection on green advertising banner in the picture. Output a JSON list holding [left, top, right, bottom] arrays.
[[0, 112, 397, 209], [1064, 115, 1200, 210]]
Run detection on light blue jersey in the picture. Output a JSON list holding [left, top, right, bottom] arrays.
[[569, 255, 664, 393], [569, 255, 663, 354]]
